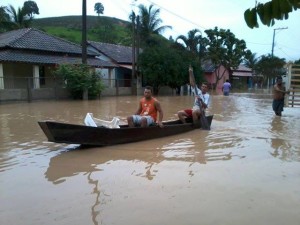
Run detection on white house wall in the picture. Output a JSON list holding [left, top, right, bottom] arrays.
[[96, 68, 116, 88]]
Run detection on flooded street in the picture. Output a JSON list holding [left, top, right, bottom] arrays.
[[1, 93, 300, 225]]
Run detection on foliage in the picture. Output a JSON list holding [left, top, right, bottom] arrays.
[[23, 1, 39, 18], [294, 59, 300, 64], [54, 64, 105, 99], [244, 0, 300, 28], [132, 4, 172, 43], [244, 53, 259, 72], [94, 2, 104, 16], [175, 29, 206, 66], [0, 6, 11, 32], [31, 16, 132, 45], [138, 35, 201, 95], [0, 1, 39, 31], [255, 54, 286, 81], [203, 27, 252, 88]]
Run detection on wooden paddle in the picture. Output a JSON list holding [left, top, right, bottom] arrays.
[[189, 66, 210, 130]]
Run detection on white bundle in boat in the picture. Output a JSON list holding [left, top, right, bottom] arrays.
[[84, 113, 120, 128]]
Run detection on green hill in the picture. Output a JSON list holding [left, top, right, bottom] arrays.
[[32, 15, 132, 45]]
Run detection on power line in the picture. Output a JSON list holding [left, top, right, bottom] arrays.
[[272, 27, 288, 57], [145, 0, 207, 30]]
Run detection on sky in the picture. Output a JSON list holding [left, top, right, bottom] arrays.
[[2, 0, 300, 62]]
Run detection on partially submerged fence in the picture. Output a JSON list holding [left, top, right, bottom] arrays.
[[286, 64, 300, 107], [0, 77, 132, 102]]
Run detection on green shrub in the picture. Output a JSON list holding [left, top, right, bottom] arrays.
[[54, 64, 105, 99]]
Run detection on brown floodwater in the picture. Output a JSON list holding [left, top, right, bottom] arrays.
[[1, 93, 300, 225]]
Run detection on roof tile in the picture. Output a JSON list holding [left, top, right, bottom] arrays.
[[88, 41, 132, 63], [0, 28, 97, 55]]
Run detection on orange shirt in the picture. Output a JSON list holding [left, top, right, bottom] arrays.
[[140, 97, 157, 121]]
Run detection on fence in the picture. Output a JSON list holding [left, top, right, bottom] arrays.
[[0, 76, 133, 102], [286, 64, 300, 107]]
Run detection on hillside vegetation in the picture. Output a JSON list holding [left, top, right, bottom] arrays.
[[32, 16, 133, 45]]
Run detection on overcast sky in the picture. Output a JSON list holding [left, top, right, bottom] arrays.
[[2, 0, 300, 62]]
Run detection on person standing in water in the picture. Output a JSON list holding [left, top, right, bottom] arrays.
[[222, 79, 231, 96], [273, 76, 289, 116]]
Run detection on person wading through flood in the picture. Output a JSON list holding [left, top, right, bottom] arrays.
[[273, 76, 290, 116], [177, 66, 210, 127], [222, 79, 231, 96], [127, 86, 164, 128]]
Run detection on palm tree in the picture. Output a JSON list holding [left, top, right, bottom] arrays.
[[94, 2, 104, 16], [244, 53, 259, 73], [5, 4, 31, 29], [176, 29, 206, 61], [0, 6, 10, 32], [1, 1, 39, 31], [135, 4, 171, 40], [176, 29, 202, 52]]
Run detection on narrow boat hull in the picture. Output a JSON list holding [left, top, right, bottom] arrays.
[[38, 115, 213, 146]]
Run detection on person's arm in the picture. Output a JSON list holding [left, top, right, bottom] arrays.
[[155, 101, 164, 127], [274, 85, 290, 94], [201, 94, 210, 109], [135, 101, 142, 115], [189, 66, 196, 88]]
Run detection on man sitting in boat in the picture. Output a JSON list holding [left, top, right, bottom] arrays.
[[127, 86, 164, 128], [177, 67, 210, 126]]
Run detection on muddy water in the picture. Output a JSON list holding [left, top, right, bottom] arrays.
[[1, 93, 300, 225]]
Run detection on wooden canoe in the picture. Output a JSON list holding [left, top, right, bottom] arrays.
[[38, 115, 213, 146]]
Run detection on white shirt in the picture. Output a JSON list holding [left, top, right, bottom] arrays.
[[191, 86, 210, 108]]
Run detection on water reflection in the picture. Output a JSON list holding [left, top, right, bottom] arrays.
[[87, 172, 101, 225], [45, 133, 246, 184], [269, 116, 300, 161]]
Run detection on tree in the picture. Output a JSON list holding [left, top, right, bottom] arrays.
[[203, 27, 252, 88], [255, 54, 286, 85], [5, 4, 30, 28], [176, 29, 206, 62], [244, 53, 259, 73], [94, 2, 104, 16], [23, 1, 39, 19], [54, 64, 105, 99], [244, 0, 300, 28], [138, 36, 196, 95], [134, 4, 171, 41], [2, 1, 39, 30], [244, 53, 263, 87], [0, 6, 11, 32]]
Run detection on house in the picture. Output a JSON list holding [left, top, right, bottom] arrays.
[[203, 61, 253, 92], [231, 64, 253, 89], [202, 61, 229, 92], [0, 28, 120, 101], [87, 41, 138, 95]]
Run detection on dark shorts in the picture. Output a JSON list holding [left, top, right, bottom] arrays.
[[272, 99, 284, 112]]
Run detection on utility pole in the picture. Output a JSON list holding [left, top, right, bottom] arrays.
[[271, 27, 288, 57], [82, 0, 87, 64], [82, 0, 88, 100], [131, 14, 136, 95]]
